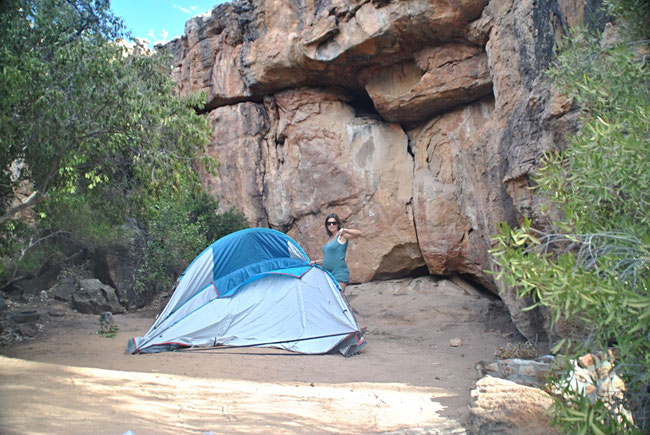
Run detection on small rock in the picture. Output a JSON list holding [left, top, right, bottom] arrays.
[[518, 364, 537, 378], [16, 323, 39, 338], [99, 312, 114, 326], [537, 369, 550, 383], [585, 384, 597, 396], [449, 337, 462, 347], [47, 309, 67, 317], [596, 361, 612, 378], [578, 353, 595, 368], [612, 375, 626, 392], [10, 310, 42, 324]]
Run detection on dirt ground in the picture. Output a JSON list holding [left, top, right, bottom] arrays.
[[0, 276, 522, 434]]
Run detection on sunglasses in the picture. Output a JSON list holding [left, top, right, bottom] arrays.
[[326, 221, 338, 226]]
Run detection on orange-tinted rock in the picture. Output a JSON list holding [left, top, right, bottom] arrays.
[[362, 43, 492, 125], [169, 0, 591, 342], [262, 88, 423, 282]]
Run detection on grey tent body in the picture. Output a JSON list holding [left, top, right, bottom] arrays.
[[126, 228, 366, 356]]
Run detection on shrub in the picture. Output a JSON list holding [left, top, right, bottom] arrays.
[[490, 2, 649, 432], [134, 190, 248, 295]]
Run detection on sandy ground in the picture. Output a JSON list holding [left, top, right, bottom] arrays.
[[0, 277, 521, 434]]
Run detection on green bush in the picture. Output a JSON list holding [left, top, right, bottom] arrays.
[[490, 3, 649, 432], [0, 1, 246, 297], [134, 190, 248, 295]]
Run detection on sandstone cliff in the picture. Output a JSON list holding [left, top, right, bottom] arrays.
[[164, 0, 596, 341]]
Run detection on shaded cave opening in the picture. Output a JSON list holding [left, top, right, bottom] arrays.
[[371, 264, 429, 281], [457, 273, 501, 300], [347, 90, 384, 122]]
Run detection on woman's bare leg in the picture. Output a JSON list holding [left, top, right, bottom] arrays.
[[338, 282, 347, 292]]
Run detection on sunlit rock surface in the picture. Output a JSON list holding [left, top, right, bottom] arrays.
[[165, 0, 594, 341]]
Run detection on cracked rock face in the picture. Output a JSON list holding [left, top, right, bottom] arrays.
[[167, 0, 593, 341]]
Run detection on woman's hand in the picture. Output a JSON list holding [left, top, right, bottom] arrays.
[[338, 228, 362, 240]]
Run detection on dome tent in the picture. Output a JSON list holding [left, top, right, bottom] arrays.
[[126, 228, 366, 356]]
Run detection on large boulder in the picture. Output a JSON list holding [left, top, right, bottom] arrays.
[[204, 87, 423, 282], [71, 279, 124, 315], [51, 277, 77, 303], [169, 0, 489, 105], [166, 0, 597, 341], [362, 43, 492, 125], [410, 98, 495, 290], [468, 376, 559, 434], [268, 88, 421, 282], [93, 220, 149, 309]]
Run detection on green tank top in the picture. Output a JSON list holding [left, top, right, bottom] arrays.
[[322, 238, 349, 283]]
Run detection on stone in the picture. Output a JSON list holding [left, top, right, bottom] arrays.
[[71, 279, 124, 315], [16, 323, 39, 338], [598, 379, 612, 397], [596, 361, 612, 378], [9, 310, 44, 324], [201, 102, 268, 228], [246, 88, 423, 282], [93, 220, 148, 310], [554, 354, 633, 424], [410, 99, 495, 289], [468, 376, 560, 435], [99, 312, 114, 326], [537, 369, 550, 383], [449, 337, 463, 347], [481, 356, 555, 387], [362, 43, 492, 125], [51, 277, 77, 302], [168, 0, 489, 105], [502, 365, 515, 377], [579, 353, 595, 368], [612, 375, 626, 392], [584, 384, 597, 396], [518, 364, 538, 378]]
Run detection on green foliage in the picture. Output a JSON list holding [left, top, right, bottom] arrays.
[[602, 0, 650, 39], [39, 192, 131, 245], [548, 385, 639, 434], [0, 0, 214, 222], [97, 324, 119, 338], [543, 27, 650, 236], [490, 2, 649, 432], [0, 0, 242, 288], [135, 191, 248, 294]]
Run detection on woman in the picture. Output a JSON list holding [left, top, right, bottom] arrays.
[[311, 213, 361, 292]]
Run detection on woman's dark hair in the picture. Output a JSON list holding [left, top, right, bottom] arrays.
[[324, 213, 342, 236]]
